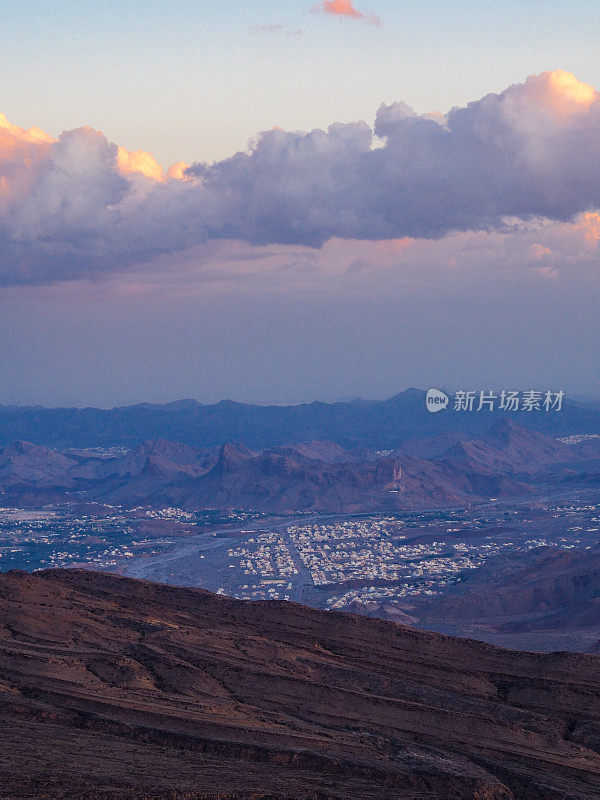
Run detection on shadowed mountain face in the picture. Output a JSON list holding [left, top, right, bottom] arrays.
[[440, 418, 576, 474], [0, 438, 522, 511], [0, 440, 76, 487], [418, 545, 600, 654], [0, 420, 597, 511], [429, 546, 600, 623], [104, 439, 217, 479], [2, 570, 600, 799]]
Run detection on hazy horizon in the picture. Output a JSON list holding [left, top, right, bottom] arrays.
[[2, 387, 599, 412]]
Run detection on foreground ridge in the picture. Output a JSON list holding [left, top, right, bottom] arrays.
[[1, 569, 600, 799]]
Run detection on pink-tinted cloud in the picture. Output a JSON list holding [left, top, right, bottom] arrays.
[[3, 71, 600, 286], [324, 0, 362, 17], [0, 113, 56, 212], [313, 0, 380, 25], [117, 147, 164, 180]]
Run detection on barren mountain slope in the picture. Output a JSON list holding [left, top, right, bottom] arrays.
[[1, 569, 600, 799]]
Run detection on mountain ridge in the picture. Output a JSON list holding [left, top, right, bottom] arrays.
[[0, 390, 599, 450], [1, 567, 600, 799], [0, 420, 596, 511]]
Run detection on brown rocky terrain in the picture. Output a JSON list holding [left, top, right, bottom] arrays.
[[2, 569, 600, 799], [0, 441, 76, 488], [439, 419, 574, 475], [415, 545, 600, 652], [0, 437, 474, 511], [427, 547, 600, 623], [174, 446, 473, 512], [1, 419, 592, 511]]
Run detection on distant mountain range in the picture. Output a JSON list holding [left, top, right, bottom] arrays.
[[2, 568, 600, 799], [1, 389, 599, 450], [1, 419, 599, 511]]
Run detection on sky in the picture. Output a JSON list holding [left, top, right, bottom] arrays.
[[1, 0, 600, 406]]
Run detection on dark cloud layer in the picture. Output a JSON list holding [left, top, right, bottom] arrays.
[[2, 70, 600, 285]]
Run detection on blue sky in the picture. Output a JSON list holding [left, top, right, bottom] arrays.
[[1, 1, 600, 405], [3, 1, 600, 166]]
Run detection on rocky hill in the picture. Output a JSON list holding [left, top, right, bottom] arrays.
[[440, 418, 576, 474], [2, 569, 600, 798], [0, 419, 596, 511]]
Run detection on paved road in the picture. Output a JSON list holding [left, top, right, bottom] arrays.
[[280, 528, 314, 603]]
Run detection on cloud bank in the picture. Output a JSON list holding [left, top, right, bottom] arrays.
[[3, 70, 600, 285]]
